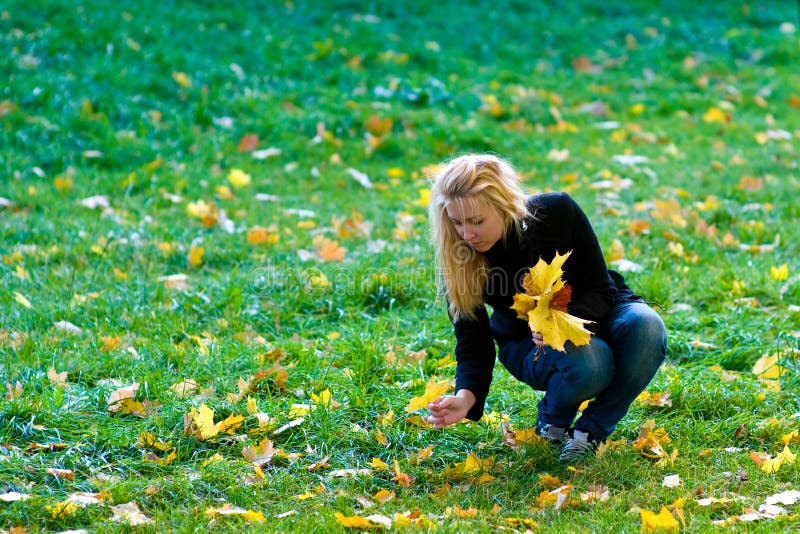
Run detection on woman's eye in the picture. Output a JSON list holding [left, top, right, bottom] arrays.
[[472, 219, 483, 225]]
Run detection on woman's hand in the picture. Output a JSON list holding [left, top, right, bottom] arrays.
[[427, 390, 476, 429], [532, 332, 545, 348]]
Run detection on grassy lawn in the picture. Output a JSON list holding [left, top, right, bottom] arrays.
[[2, 0, 799, 531]]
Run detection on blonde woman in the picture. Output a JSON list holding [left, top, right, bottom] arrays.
[[426, 154, 666, 461]]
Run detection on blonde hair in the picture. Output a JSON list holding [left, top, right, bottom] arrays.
[[429, 154, 529, 320]]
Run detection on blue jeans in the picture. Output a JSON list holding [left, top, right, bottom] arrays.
[[500, 300, 666, 441]]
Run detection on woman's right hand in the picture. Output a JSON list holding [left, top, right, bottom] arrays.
[[427, 390, 476, 429], [532, 332, 545, 348]]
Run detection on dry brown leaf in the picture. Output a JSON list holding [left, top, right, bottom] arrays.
[[106, 383, 140, 413]]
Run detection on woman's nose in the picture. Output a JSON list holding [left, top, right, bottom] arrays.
[[461, 225, 475, 240]]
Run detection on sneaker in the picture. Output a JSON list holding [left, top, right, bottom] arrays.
[[537, 424, 568, 445], [559, 430, 598, 462]]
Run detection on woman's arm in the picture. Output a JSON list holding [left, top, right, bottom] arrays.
[[450, 305, 496, 421], [559, 194, 616, 325]]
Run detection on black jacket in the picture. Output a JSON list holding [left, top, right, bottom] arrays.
[[450, 192, 638, 420]]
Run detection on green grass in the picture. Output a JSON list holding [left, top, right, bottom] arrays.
[[2, 0, 799, 531]]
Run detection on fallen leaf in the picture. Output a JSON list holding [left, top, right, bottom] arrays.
[[187, 245, 204, 268], [242, 438, 275, 467], [391, 460, 415, 486], [405, 377, 452, 412], [536, 484, 574, 510], [640, 506, 680, 531], [580, 484, 610, 503], [238, 133, 259, 152], [107, 383, 140, 413], [47, 367, 69, 388], [47, 501, 80, 518], [54, 320, 83, 335], [702, 107, 729, 123], [373, 489, 394, 504], [46, 467, 74, 480], [313, 235, 346, 262], [764, 490, 800, 506], [0, 491, 31, 502], [172, 71, 191, 88], [13, 291, 31, 308], [205, 504, 266, 522], [170, 378, 199, 398], [335, 512, 382, 529], [633, 419, 673, 460], [110, 501, 152, 525], [227, 168, 252, 188]]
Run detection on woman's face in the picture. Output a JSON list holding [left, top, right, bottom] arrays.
[[445, 197, 505, 253]]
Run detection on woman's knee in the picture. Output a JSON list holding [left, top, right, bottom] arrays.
[[560, 341, 614, 391], [615, 304, 667, 349]]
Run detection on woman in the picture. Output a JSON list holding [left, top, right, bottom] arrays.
[[426, 154, 666, 461]]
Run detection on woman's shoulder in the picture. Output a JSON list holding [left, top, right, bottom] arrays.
[[524, 192, 577, 226], [526, 191, 575, 211]]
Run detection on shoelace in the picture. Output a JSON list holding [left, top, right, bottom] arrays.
[[559, 437, 596, 461]]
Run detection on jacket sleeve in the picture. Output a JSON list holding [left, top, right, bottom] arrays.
[[451, 305, 496, 421], [560, 195, 617, 327]]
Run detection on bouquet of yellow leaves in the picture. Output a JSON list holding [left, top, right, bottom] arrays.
[[510, 250, 594, 353]]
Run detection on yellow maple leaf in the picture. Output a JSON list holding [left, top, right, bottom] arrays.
[[377, 409, 395, 426], [415, 445, 435, 462], [781, 430, 800, 445], [443, 452, 495, 481], [368, 457, 389, 470], [776, 445, 796, 466], [451, 505, 478, 518], [205, 504, 266, 522], [510, 251, 594, 352], [143, 449, 177, 465], [311, 388, 341, 409], [187, 245, 204, 269], [99, 335, 123, 353], [538, 473, 563, 489], [47, 501, 79, 518], [752, 353, 786, 379], [640, 506, 680, 531], [702, 107, 728, 124], [637, 391, 673, 407], [107, 383, 140, 413], [500, 423, 543, 451], [334, 512, 380, 529], [769, 264, 789, 281], [405, 377, 452, 412], [227, 168, 251, 188], [247, 226, 279, 245], [536, 484, 573, 509], [191, 404, 220, 440], [373, 489, 394, 503], [633, 419, 673, 460], [172, 71, 191, 88], [218, 414, 244, 434]]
